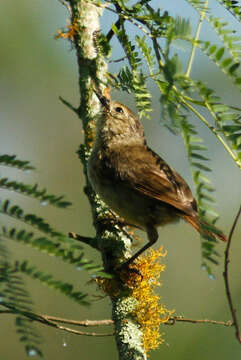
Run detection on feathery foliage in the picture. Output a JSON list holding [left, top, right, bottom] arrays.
[[13, 260, 89, 305], [185, 0, 210, 12], [1, 0, 241, 355], [208, 15, 241, 62], [0, 155, 102, 356], [0, 154, 35, 171], [217, 0, 241, 22], [102, 0, 241, 268], [0, 225, 100, 270], [0, 177, 71, 208], [0, 237, 43, 357]]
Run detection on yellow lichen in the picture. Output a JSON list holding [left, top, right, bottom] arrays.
[[96, 276, 121, 298], [127, 247, 174, 353], [55, 20, 78, 40], [97, 246, 174, 354]]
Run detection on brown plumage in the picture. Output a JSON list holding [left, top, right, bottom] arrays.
[[87, 93, 226, 267]]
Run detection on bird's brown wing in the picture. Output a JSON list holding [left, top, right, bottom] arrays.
[[106, 145, 227, 242], [114, 145, 197, 216]]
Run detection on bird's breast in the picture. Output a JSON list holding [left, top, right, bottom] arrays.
[[87, 148, 179, 230]]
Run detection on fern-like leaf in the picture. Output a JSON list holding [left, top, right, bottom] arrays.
[[0, 154, 34, 171], [0, 199, 65, 238], [216, 0, 241, 22], [112, 22, 152, 118], [0, 177, 71, 208], [0, 225, 102, 272], [185, 0, 210, 12], [13, 260, 89, 305], [208, 15, 241, 62], [196, 80, 241, 166], [200, 41, 241, 87], [0, 238, 43, 357], [181, 120, 221, 270]]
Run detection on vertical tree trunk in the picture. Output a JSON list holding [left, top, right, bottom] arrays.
[[64, 1, 147, 359]]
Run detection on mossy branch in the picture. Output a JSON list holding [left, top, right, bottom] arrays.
[[60, 1, 147, 359]]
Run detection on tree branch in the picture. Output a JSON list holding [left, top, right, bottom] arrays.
[[166, 317, 233, 327], [223, 205, 241, 344], [61, 2, 145, 359], [59, 96, 79, 114], [68, 232, 99, 250], [0, 303, 233, 331], [40, 316, 113, 327], [0, 303, 113, 336]]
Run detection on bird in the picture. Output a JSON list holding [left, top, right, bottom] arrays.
[[87, 90, 227, 268]]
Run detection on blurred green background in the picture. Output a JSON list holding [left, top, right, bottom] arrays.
[[0, 1, 240, 359]]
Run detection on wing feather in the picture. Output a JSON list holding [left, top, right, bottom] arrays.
[[112, 145, 197, 216]]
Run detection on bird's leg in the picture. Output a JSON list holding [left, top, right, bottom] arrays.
[[118, 225, 158, 270]]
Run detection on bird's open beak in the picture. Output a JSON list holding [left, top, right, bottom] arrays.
[[94, 90, 110, 110]]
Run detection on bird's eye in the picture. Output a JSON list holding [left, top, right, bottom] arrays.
[[115, 106, 124, 113]]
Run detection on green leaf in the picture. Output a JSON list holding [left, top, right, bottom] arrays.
[[0, 155, 34, 171], [187, 0, 210, 12], [0, 238, 43, 356], [1, 225, 102, 272], [14, 260, 89, 305], [208, 45, 217, 55], [192, 162, 211, 172], [222, 57, 233, 68], [191, 152, 210, 161], [0, 178, 71, 208], [215, 46, 225, 61], [228, 62, 240, 74], [0, 200, 63, 237]]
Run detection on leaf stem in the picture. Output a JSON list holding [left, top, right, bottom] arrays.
[[181, 98, 241, 168], [186, 0, 209, 77]]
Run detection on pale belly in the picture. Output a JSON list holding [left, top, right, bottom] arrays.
[[87, 161, 179, 231]]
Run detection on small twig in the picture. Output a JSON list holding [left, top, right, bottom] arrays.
[[181, 98, 240, 168], [109, 56, 127, 63], [223, 205, 241, 344], [68, 232, 99, 250], [95, 0, 152, 38], [1, 301, 233, 329], [166, 316, 233, 327], [0, 303, 113, 336], [0, 310, 13, 314], [58, 0, 72, 15], [106, 17, 122, 42], [151, 37, 164, 74], [41, 315, 113, 327], [59, 96, 79, 114], [185, 0, 209, 77], [41, 317, 113, 337]]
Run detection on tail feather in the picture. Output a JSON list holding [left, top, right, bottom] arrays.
[[181, 214, 227, 242]]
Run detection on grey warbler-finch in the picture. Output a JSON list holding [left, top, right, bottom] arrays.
[[87, 91, 226, 267]]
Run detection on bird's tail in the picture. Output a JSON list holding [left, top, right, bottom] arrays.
[[181, 214, 227, 242]]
